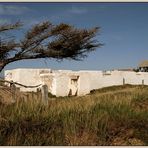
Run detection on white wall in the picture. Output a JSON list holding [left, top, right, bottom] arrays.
[[5, 68, 148, 96], [87, 71, 148, 93], [77, 70, 148, 96], [54, 73, 70, 97], [5, 69, 51, 92]]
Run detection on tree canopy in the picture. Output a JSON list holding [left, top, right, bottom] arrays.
[[0, 21, 103, 72]]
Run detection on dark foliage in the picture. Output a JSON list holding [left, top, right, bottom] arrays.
[[0, 21, 102, 72]]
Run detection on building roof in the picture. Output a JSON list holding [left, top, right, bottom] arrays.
[[117, 68, 133, 71], [139, 60, 148, 67]]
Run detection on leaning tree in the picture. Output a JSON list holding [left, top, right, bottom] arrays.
[[0, 21, 103, 73]]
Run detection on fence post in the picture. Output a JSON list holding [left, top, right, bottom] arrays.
[[10, 82, 16, 103], [41, 84, 48, 105], [37, 88, 40, 100], [142, 79, 144, 85], [123, 78, 125, 85]]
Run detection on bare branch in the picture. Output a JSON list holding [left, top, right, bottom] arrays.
[[0, 22, 22, 32]]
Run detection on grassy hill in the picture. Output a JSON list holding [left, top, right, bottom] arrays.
[[0, 84, 148, 145]]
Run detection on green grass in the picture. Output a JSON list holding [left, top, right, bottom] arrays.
[[0, 84, 148, 145]]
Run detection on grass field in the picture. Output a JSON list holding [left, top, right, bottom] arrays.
[[0, 84, 148, 145]]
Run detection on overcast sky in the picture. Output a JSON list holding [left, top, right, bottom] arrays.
[[1, 2, 148, 71]]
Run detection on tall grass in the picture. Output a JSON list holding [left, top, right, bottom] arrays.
[[0, 85, 148, 145]]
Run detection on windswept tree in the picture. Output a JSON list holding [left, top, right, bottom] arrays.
[[0, 21, 103, 72]]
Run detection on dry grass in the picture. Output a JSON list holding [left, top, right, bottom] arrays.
[[0, 84, 148, 145]]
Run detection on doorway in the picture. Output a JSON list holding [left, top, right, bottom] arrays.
[[68, 75, 79, 96]]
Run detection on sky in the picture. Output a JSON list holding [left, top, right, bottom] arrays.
[[0, 2, 148, 72]]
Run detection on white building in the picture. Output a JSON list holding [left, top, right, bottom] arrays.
[[4, 68, 148, 97]]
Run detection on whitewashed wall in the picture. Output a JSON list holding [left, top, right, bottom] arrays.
[[4, 68, 148, 96], [54, 73, 70, 96], [5, 69, 51, 92]]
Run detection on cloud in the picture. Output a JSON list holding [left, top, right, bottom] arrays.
[[69, 6, 87, 14], [0, 4, 30, 15]]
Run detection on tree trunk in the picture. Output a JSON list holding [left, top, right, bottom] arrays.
[[0, 62, 6, 73]]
